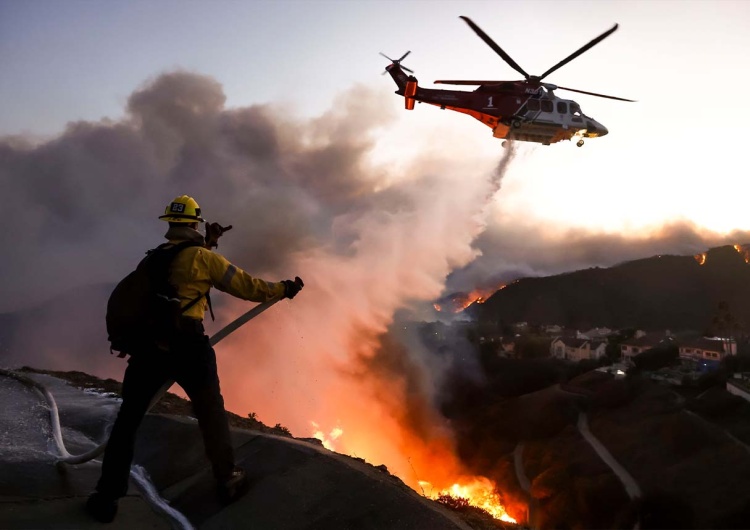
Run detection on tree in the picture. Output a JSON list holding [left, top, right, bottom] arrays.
[[709, 301, 742, 357]]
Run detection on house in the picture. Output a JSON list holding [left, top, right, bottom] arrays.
[[702, 337, 738, 355], [678, 337, 735, 363], [544, 324, 563, 335], [620, 332, 673, 364], [550, 337, 607, 362], [578, 327, 613, 340]]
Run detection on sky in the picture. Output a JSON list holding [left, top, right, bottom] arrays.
[[2, 0, 750, 510], [3, 0, 750, 241]]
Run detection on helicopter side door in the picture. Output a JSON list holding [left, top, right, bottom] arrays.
[[524, 97, 542, 121], [556, 101, 570, 129]]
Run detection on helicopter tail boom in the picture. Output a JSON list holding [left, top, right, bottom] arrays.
[[385, 62, 419, 110]]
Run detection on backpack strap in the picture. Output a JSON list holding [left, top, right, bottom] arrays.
[[153, 240, 216, 321], [180, 290, 214, 321]]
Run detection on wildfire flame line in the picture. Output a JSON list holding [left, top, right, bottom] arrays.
[[434, 283, 507, 313], [419, 479, 517, 523], [311, 422, 517, 523], [696, 244, 750, 266], [734, 244, 750, 264]]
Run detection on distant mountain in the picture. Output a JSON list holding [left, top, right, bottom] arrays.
[[471, 244, 750, 332]]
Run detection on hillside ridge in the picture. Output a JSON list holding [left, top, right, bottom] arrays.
[[471, 244, 750, 331]]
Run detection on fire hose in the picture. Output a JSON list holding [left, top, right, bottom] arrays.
[[0, 296, 282, 466]]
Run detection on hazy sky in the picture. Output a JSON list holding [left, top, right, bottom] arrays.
[[2, 0, 750, 310], [3, 0, 749, 238]]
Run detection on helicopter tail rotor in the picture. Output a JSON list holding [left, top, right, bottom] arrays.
[[380, 51, 414, 75]]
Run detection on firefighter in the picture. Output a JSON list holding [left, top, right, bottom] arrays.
[[86, 195, 303, 523]]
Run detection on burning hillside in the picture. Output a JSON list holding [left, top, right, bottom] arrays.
[[734, 243, 750, 263], [696, 243, 750, 265], [434, 284, 507, 314]]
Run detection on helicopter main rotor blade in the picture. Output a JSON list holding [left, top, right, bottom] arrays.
[[460, 16, 530, 80], [556, 84, 636, 102], [538, 24, 619, 81]]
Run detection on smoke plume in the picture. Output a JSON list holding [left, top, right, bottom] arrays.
[[1, 71, 746, 503], [0, 70, 505, 490]]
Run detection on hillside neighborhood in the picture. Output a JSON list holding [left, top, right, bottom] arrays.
[[469, 319, 750, 403]]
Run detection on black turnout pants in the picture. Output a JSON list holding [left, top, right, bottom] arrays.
[[96, 332, 234, 499]]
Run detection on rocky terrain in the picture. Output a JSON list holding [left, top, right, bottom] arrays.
[[0, 368, 512, 530], [446, 366, 750, 529]]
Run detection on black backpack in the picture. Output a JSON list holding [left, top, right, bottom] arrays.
[[106, 241, 207, 357]]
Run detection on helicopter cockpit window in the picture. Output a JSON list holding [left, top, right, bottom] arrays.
[[527, 99, 540, 112], [557, 102, 568, 114], [541, 100, 553, 112], [570, 103, 583, 122]]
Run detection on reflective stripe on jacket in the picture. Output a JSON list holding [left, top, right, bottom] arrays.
[[168, 243, 285, 321]]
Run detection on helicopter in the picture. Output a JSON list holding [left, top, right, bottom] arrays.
[[382, 16, 634, 147]]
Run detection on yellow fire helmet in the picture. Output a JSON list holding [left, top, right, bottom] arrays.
[[158, 195, 206, 223]]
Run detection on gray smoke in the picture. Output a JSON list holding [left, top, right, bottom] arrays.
[[446, 221, 750, 295], [0, 72, 394, 312]]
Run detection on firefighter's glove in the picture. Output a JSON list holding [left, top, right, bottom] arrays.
[[205, 223, 233, 249], [282, 277, 304, 299]]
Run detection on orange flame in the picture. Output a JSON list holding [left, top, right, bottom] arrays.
[[734, 244, 750, 264], [694, 253, 707, 265], [435, 283, 506, 313], [420, 478, 517, 523], [308, 412, 519, 523], [311, 421, 344, 450]]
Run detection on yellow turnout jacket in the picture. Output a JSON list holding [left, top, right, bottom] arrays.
[[165, 227, 285, 320]]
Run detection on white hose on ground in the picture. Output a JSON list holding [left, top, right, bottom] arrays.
[[0, 297, 283, 529], [0, 296, 282, 465], [0, 368, 195, 530], [0, 368, 96, 462], [131, 465, 195, 530]]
